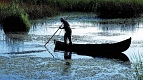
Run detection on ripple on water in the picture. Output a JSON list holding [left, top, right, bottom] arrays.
[[0, 56, 135, 80]]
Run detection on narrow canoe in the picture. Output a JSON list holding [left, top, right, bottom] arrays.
[[54, 37, 131, 54]]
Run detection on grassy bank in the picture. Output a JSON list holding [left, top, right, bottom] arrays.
[[14, 0, 143, 18], [0, 2, 30, 32], [2, 0, 143, 32], [97, 0, 143, 18], [14, 0, 97, 12], [1, 0, 143, 21]]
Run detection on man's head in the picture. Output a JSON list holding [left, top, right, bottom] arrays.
[[60, 18, 64, 22]]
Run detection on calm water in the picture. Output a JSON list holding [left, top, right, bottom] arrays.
[[0, 13, 143, 79]]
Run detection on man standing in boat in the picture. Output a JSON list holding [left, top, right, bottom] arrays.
[[59, 18, 72, 45]]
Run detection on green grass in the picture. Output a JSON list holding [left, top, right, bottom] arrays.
[[1, 0, 143, 32], [14, 0, 143, 18], [20, 4, 58, 19], [1, 0, 143, 20], [51, 0, 97, 12], [0, 2, 30, 32], [97, 0, 143, 18], [0, 2, 27, 21]]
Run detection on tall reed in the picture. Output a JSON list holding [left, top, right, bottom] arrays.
[[0, 2, 30, 32], [96, 0, 143, 18], [2, 0, 143, 19], [16, 0, 143, 18], [13, 0, 97, 12]]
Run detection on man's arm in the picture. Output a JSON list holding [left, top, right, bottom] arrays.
[[59, 26, 64, 29]]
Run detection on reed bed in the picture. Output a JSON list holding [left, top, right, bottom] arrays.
[[0, 2, 30, 32], [1, 0, 143, 32], [20, 4, 58, 19], [97, 0, 143, 18], [1, 0, 143, 20], [15, 0, 97, 12], [0, 2, 26, 21], [16, 0, 143, 18]]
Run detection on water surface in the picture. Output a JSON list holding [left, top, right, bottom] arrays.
[[0, 12, 143, 80]]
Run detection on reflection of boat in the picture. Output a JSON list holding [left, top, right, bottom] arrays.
[[54, 37, 131, 54], [77, 52, 129, 62]]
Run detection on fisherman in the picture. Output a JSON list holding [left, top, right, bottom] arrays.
[[59, 18, 72, 45]]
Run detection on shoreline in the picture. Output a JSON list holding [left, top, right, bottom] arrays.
[[1, 0, 143, 22]]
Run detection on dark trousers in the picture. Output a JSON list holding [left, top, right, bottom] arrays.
[[64, 32, 72, 44]]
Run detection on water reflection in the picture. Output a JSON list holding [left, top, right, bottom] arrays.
[[29, 17, 141, 39], [60, 51, 72, 75], [0, 13, 143, 80], [5, 32, 27, 53], [75, 52, 129, 62], [62, 59, 71, 75], [0, 13, 143, 62], [98, 19, 139, 32], [64, 51, 72, 59]]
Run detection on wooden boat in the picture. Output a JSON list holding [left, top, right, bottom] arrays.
[[54, 37, 131, 54]]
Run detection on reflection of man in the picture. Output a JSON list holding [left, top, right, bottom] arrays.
[[64, 51, 72, 59], [59, 18, 72, 45]]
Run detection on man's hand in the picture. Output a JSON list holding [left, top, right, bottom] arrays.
[[59, 27, 61, 29], [59, 26, 63, 29]]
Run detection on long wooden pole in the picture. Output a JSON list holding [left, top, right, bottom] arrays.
[[44, 15, 70, 46], [44, 25, 61, 46]]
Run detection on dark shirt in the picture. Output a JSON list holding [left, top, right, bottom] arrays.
[[62, 20, 71, 33]]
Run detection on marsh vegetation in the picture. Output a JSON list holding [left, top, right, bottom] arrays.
[[1, 0, 143, 20], [1, 0, 143, 32]]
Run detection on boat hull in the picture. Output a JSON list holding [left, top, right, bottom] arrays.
[[54, 37, 131, 54]]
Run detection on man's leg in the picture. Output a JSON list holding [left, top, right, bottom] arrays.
[[68, 33, 72, 45], [64, 33, 67, 44]]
